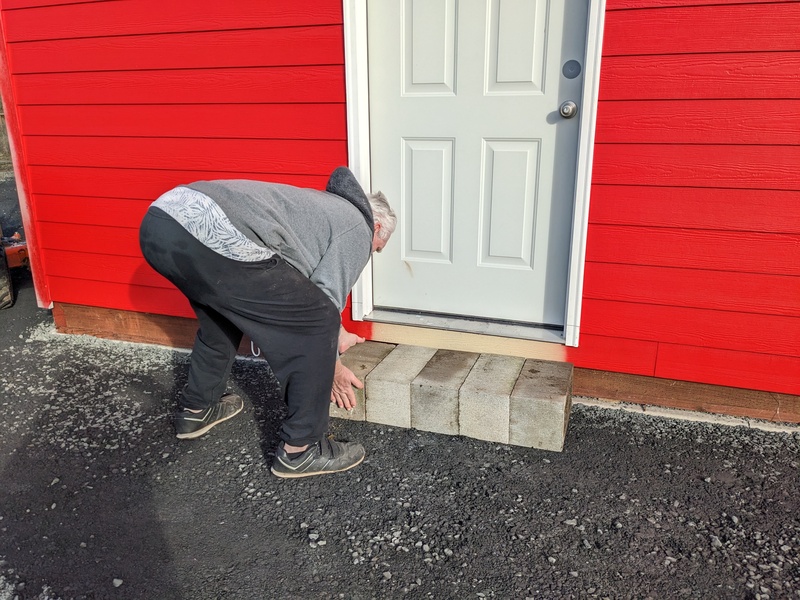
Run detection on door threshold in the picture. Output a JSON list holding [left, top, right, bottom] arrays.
[[364, 309, 565, 344]]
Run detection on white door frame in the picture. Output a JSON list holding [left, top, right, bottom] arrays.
[[342, 0, 606, 347]]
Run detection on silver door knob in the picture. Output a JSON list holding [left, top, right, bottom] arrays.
[[559, 101, 578, 119]]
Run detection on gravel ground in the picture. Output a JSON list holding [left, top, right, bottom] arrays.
[[1, 293, 799, 599], [1, 176, 799, 599]]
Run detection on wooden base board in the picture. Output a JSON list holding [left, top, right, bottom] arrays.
[[52, 302, 800, 424], [52, 302, 255, 355], [574, 369, 799, 424]]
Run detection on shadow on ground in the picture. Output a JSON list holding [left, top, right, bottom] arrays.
[[0, 300, 302, 599], [0, 351, 183, 598]]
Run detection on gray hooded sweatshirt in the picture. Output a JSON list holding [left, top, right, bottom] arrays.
[[185, 167, 373, 312]]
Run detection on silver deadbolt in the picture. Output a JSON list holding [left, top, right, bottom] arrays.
[[559, 101, 578, 119]]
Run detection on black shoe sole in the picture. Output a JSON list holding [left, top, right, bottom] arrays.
[[270, 453, 365, 479], [175, 403, 243, 440]]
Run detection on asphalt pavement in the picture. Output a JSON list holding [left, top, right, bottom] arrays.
[[1, 173, 799, 600]]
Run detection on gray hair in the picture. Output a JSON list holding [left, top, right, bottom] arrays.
[[368, 191, 396, 241]]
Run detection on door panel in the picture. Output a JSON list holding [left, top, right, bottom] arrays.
[[404, 138, 454, 262], [487, 0, 547, 93], [404, 0, 456, 94], [480, 139, 539, 269]]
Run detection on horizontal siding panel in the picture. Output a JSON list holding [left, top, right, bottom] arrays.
[[581, 299, 800, 357], [656, 344, 800, 396], [592, 144, 800, 190], [44, 250, 170, 289], [25, 136, 348, 175], [603, 4, 800, 56], [599, 53, 800, 100], [36, 196, 151, 227], [583, 262, 800, 317], [13, 66, 346, 105], [2, 0, 105, 8], [1, 0, 342, 42], [38, 223, 141, 257], [595, 100, 800, 145], [565, 334, 658, 376], [27, 166, 330, 198], [607, 0, 798, 9], [18, 104, 347, 140], [8, 25, 344, 74], [587, 225, 800, 276], [588, 186, 800, 234], [47, 276, 194, 318]]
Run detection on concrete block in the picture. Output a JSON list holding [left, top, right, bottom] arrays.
[[330, 341, 396, 421], [459, 354, 524, 443], [510, 359, 573, 451], [411, 349, 479, 436], [366, 345, 437, 428]]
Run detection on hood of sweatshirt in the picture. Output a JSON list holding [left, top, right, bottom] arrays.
[[325, 166, 374, 235]]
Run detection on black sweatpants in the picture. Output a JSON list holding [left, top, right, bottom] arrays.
[[139, 207, 340, 446]]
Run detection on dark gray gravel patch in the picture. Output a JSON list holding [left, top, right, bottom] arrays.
[[0, 322, 798, 600]]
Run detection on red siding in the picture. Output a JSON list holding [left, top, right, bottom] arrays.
[[0, 0, 348, 315], [1, 1, 342, 41], [603, 3, 800, 54], [567, 1, 800, 395], [1, 0, 798, 398]]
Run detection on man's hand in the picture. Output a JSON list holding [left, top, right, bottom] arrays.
[[338, 326, 365, 354], [331, 359, 364, 410]]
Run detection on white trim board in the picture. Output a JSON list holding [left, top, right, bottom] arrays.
[[564, 0, 606, 347], [343, 0, 607, 348], [342, 0, 373, 319]]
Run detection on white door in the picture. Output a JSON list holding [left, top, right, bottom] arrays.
[[368, 0, 588, 327]]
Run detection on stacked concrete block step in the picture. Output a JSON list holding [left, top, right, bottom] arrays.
[[332, 342, 573, 452]]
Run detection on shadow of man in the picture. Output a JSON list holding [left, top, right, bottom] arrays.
[[0, 315, 184, 599]]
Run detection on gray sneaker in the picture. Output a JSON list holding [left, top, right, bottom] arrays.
[[271, 437, 365, 479], [174, 393, 243, 440]]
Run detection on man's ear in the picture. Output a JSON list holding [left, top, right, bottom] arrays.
[[374, 221, 382, 237]]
